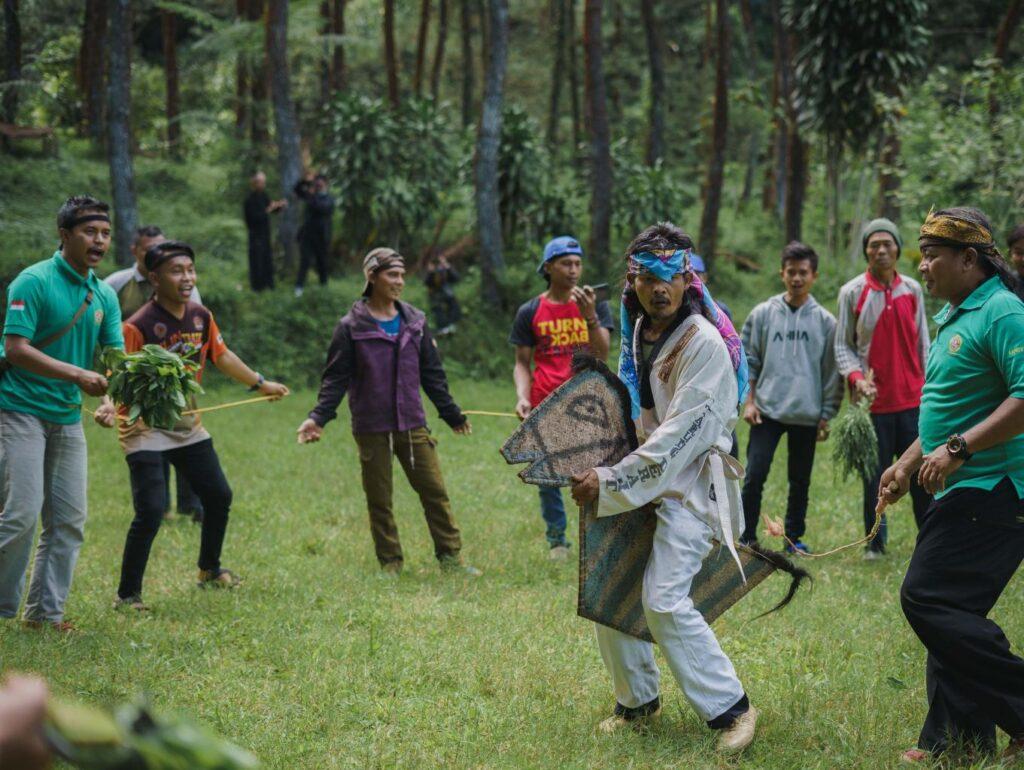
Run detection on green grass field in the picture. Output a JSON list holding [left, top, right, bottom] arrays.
[[1, 379, 1021, 769]]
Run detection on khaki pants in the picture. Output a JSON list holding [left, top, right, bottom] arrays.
[[354, 428, 462, 565]]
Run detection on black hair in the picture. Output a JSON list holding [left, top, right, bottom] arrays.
[[56, 195, 110, 230], [622, 221, 710, 326], [931, 207, 1017, 292], [144, 240, 195, 272], [780, 240, 819, 272], [315, 174, 328, 184], [1008, 223, 1024, 249], [132, 225, 164, 246]]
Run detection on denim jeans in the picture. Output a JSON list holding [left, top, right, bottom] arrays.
[[539, 485, 568, 547], [0, 409, 88, 622]]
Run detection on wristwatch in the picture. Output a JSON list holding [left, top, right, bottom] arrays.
[[945, 434, 972, 462], [249, 373, 265, 392]]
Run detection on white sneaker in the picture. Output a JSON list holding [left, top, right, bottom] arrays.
[[717, 706, 757, 754], [863, 549, 885, 561], [548, 545, 571, 562]]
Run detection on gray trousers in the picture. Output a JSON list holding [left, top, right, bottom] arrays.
[[0, 409, 88, 622]]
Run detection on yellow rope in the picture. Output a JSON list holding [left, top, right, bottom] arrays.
[[82, 394, 283, 421], [767, 487, 891, 559], [462, 409, 518, 418]]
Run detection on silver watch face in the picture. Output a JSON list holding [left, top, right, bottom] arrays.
[[947, 436, 965, 454]]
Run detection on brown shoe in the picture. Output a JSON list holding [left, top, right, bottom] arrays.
[[22, 618, 77, 633], [1003, 737, 1024, 763], [717, 706, 757, 754], [197, 568, 242, 589], [900, 748, 930, 763], [113, 594, 150, 612], [597, 707, 662, 734]]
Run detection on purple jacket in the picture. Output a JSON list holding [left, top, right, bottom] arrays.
[[309, 299, 465, 434]]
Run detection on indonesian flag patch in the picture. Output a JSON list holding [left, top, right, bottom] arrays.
[[9, 300, 25, 312]]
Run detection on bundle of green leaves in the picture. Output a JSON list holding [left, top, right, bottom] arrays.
[[45, 697, 259, 769], [831, 398, 880, 483], [104, 345, 203, 430]]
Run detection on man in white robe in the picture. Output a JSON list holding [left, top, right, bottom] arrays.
[[571, 222, 757, 754]]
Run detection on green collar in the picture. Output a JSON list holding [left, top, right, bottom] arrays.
[[52, 251, 97, 287], [933, 276, 1001, 326]]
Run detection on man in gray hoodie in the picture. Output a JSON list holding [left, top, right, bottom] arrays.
[[739, 242, 843, 552]]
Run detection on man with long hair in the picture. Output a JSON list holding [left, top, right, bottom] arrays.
[[571, 222, 756, 753], [879, 207, 1024, 763]]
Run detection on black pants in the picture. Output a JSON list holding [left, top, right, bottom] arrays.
[[900, 479, 1024, 755], [296, 235, 328, 288], [740, 415, 817, 543], [118, 439, 233, 599], [161, 454, 204, 516], [247, 232, 275, 291], [862, 407, 930, 552]]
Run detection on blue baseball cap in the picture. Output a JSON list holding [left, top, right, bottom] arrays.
[[689, 253, 706, 273], [538, 235, 584, 275]]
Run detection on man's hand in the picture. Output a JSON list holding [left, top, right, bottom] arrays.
[[296, 418, 323, 444], [0, 674, 51, 770], [917, 448, 963, 495], [453, 420, 472, 435], [258, 380, 290, 400], [572, 286, 598, 325], [817, 418, 830, 442], [743, 402, 762, 426], [853, 377, 877, 403], [515, 397, 531, 421], [75, 370, 108, 397], [876, 462, 912, 513], [93, 398, 117, 429], [571, 469, 600, 506]]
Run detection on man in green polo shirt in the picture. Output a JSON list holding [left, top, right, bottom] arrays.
[[0, 195, 123, 631], [878, 206, 1024, 764]]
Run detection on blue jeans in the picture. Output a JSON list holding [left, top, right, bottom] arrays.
[[539, 485, 568, 546]]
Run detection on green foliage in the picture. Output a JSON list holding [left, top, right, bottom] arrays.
[[318, 94, 462, 254], [612, 149, 696, 240], [787, 0, 929, 152], [831, 398, 879, 483], [104, 345, 203, 429]]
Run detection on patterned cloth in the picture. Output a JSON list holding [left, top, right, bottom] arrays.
[[618, 248, 749, 417]]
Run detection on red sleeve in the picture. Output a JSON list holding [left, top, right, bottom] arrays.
[[206, 312, 228, 363], [123, 323, 143, 354]]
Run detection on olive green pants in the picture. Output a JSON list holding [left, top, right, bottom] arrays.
[[353, 428, 462, 566]]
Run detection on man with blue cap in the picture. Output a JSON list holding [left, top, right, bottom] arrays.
[[509, 236, 615, 559]]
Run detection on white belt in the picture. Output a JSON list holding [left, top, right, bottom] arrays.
[[702, 447, 747, 582]]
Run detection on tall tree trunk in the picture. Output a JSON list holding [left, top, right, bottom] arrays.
[[698, 0, 728, 266], [545, 0, 566, 148], [320, 2, 331, 104], [162, 10, 181, 158], [266, 0, 302, 269], [639, 0, 665, 165], [249, 0, 269, 147], [878, 125, 901, 222], [2, 0, 21, 125], [383, 0, 400, 107], [475, 0, 509, 308], [414, 0, 431, 96], [784, 127, 806, 241], [825, 139, 841, 260], [332, 0, 347, 91], [583, 0, 611, 275], [989, 0, 1022, 117], [567, 0, 581, 149], [80, 0, 108, 144], [429, 0, 448, 99], [459, 0, 474, 125], [762, 0, 783, 215], [235, 0, 249, 136], [106, 0, 138, 267]]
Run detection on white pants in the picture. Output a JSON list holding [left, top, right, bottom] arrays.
[[595, 497, 745, 721]]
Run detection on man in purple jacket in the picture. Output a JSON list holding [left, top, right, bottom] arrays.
[[296, 248, 481, 577]]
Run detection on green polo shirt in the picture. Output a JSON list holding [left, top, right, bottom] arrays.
[[0, 252, 123, 424], [919, 276, 1024, 498]]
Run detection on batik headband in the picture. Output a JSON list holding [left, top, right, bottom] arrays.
[[627, 248, 692, 283], [919, 210, 994, 247]]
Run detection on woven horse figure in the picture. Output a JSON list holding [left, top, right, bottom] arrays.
[[501, 354, 809, 642]]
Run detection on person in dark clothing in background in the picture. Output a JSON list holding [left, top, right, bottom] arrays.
[[424, 254, 462, 335], [293, 173, 335, 296], [1007, 223, 1024, 303], [243, 171, 286, 292]]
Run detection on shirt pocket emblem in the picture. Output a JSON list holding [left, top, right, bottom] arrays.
[[93, 309, 104, 325], [948, 334, 963, 354]]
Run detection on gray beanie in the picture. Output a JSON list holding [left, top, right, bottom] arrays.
[[861, 218, 902, 259]]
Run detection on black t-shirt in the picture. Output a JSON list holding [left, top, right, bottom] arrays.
[[244, 191, 270, 234]]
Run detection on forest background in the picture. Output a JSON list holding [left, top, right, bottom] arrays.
[[1, 0, 1023, 378]]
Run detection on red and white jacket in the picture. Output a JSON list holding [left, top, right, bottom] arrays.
[[834, 270, 930, 415]]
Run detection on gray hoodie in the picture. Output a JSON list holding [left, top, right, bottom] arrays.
[[741, 293, 843, 426]]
